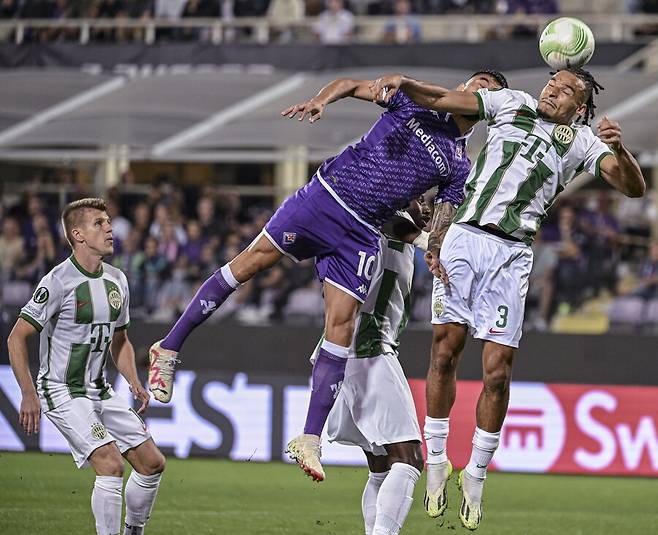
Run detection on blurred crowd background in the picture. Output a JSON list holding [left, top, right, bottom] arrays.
[[1, 0, 657, 44], [1, 170, 657, 333]]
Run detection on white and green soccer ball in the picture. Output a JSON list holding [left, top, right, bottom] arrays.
[[539, 17, 595, 70]]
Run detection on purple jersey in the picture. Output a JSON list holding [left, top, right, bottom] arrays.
[[318, 90, 470, 227]]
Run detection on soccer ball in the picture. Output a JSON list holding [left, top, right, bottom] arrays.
[[539, 17, 595, 70]]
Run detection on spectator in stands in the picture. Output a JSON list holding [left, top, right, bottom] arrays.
[[267, 0, 305, 43], [632, 241, 658, 300], [150, 203, 187, 244], [313, 0, 355, 44], [181, 219, 206, 264], [113, 228, 147, 309], [550, 205, 587, 318], [526, 230, 558, 330], [15, 213, 57, 284], [196, 195, 223, 247], [0, 0, 17, 18], [180, 0, 220, 41], [106, 198, 132, 242], [579, 192, 620, 297], [0, 216, 25, 276], [382, 0, 421, 43], [142, 235, 170, 312]]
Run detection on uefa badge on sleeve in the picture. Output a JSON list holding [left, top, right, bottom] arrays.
[[33, 287, 49, 304]]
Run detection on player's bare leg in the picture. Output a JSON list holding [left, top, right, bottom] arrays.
[[459, 341, 515, 530], [88, 443, 125, 535], [286, 283, 360, 482], [123, 439, 166, 535], [424, 323, 466, 517], [149, 234, 283, 402]]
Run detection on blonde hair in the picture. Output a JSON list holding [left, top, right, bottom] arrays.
[[61, 197, 107, 247]]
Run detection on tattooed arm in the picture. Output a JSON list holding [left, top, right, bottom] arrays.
[[425, 200, 456, 283]]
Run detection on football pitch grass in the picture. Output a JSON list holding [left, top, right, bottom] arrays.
[[0, 452, 655, 534]]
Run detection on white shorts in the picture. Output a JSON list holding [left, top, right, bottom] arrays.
[[431, 223, 533, 348], [327, 354, 421, 456], [45, 394, 151, 468]]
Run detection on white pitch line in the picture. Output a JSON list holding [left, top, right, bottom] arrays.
[[151, 73, 307, 158], [0, 76, 126, 147]]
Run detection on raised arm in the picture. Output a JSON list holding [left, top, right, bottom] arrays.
[[597, 117, 645, 198], [371, 74, 481, 116], [281, 78, 377, 123], [7, 318, 41, 435], [425, 200, 456, 283], [111, 329, 150, 413]]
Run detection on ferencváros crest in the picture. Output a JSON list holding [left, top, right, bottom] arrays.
[[108, 289, 122, 310], [552, 124, 574, 145], [91, 422, 107, 440], [433, 297, 445, 317]]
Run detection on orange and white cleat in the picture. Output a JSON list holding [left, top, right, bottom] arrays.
[[148, 340, 180, 403], [285, 433, 325, 482]]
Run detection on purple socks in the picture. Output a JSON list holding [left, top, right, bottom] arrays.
[[303, 345, 349, 436], [161, 264, 239, 352]]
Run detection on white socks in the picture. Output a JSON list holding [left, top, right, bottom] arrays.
[[465, 427, 501, 480], [220, 263, 241, 288], [373, 463, 420, 535], [362, 471, 389, 535], [124, 471, 163, 528], [92, 476, 123, 535], [424, 416, 449, 464]]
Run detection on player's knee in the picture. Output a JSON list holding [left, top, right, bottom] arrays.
[[386, 443, 424, 472], [483, 365, 512, 396], [100, 457, 125, 477], [150, 452, 166, 474], [430, 340, 459, 376]]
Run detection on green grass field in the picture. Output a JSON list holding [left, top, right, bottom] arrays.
[[0, 452, 655, 534]]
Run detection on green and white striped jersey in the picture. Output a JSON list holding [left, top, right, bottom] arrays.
[[20, 255, 130, 411], [454, 88, 614, 243], [312, 234, 416, 362]]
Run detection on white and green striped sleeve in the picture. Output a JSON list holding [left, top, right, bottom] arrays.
[[19, 272, 62, 332], [115, 272, 130, 331], [582, 131, 615, 178], [474, 87, 515, 122]]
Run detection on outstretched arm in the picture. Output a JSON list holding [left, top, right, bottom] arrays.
[[371, 74, 481, 116], [281, 78, 377, 123], [111, 329, 150, 414], [7, 318, 41, 435], [597, 117, 645, 198], [424, 201, 456, 283]]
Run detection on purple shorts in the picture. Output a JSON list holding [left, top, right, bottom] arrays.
[[264, 176, 380, 302]]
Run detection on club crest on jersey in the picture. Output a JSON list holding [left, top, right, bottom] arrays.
[[33, 287, 49, 304], [552, 124, 574, 145], [91, 422, 107, 440], [108, 289, 122, 310], [283, 232, 297, 245], [433, 298, 445, 317]]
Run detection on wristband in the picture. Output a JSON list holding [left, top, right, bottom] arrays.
[[412, 230, 430, 251]]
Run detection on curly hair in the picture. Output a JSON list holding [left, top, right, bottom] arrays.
[[553, 67, 604, 126]]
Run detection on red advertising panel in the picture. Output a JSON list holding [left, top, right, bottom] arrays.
[[409, 380, 658, 476]]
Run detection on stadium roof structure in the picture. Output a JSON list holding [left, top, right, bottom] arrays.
[[0, 67, 658, 170]]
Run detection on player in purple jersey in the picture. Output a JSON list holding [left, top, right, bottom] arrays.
[[147, 69, 508, 482]]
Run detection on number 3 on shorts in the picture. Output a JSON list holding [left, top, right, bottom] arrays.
[[496, 305, 509, 328]]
